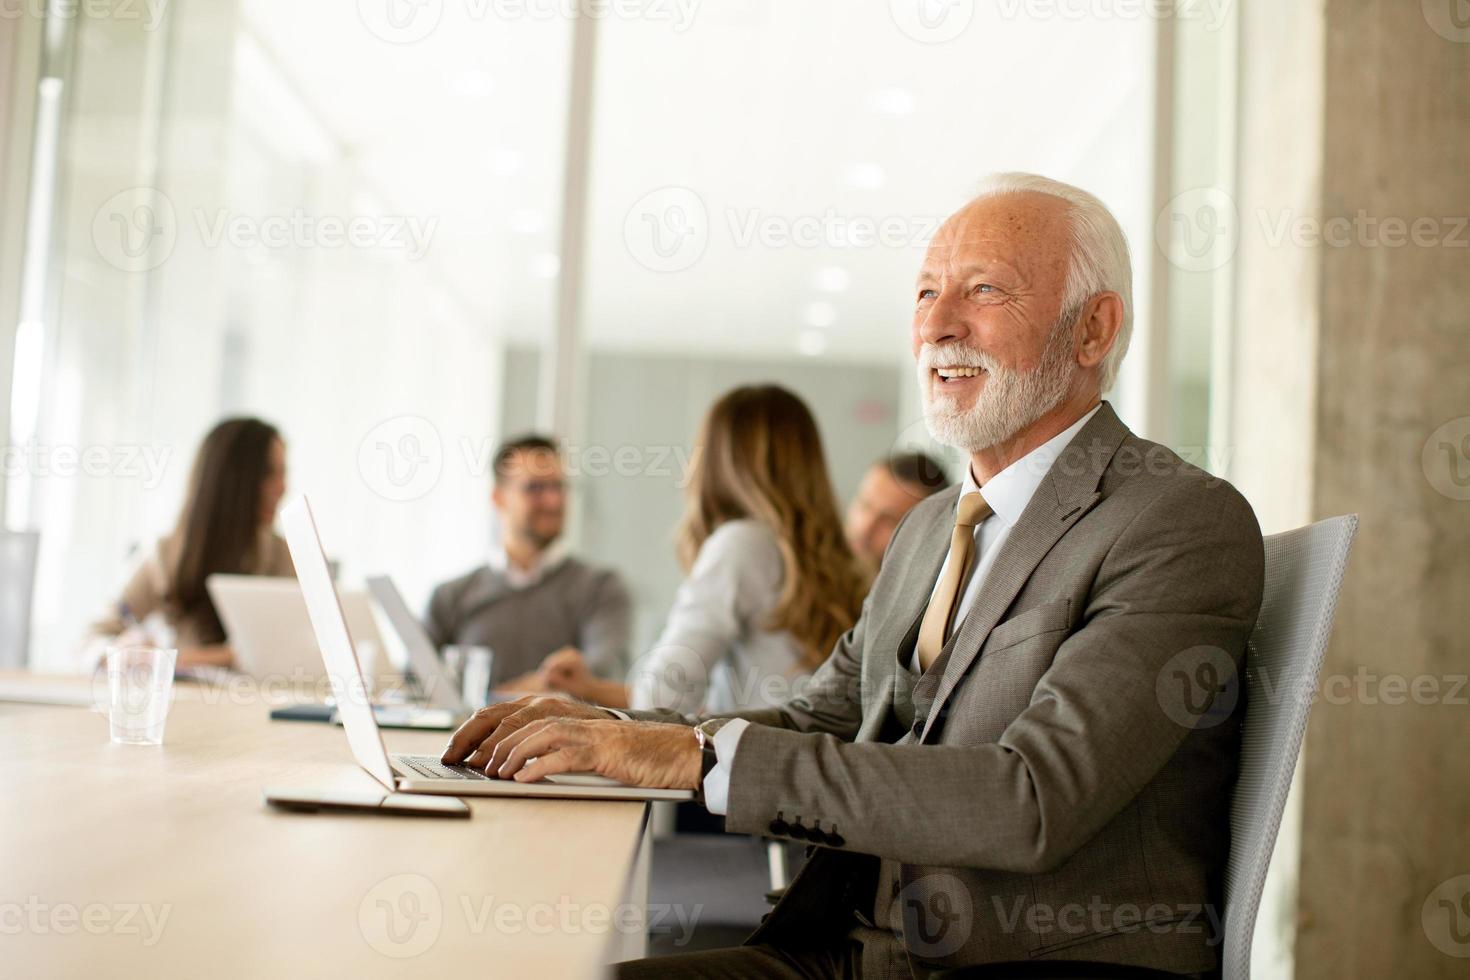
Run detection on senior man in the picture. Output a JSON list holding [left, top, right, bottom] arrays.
[[443, 173, 1264, 978]]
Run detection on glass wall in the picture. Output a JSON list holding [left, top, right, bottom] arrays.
[[3, 0, 1163, 669]]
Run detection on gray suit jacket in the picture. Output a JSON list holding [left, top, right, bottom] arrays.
[[638, 403, 1264, 975]]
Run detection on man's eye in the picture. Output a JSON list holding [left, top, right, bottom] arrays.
[[975, 283, 995, 294], [917, 288, 938, 301]]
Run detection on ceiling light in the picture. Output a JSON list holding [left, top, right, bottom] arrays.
[[797, 329, 828, 357], [814, 266, 850, 293], [804, 301, 837, 328]]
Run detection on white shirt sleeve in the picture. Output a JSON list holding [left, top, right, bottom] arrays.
[[700, 717, 750, 816], [629, 521, 782, 715]]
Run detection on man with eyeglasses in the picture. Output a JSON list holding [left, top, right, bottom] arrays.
[[424, 434, 632, 696]]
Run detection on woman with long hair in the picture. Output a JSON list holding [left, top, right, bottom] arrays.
[[84, 417, 292, 669], [539, 385, 868, 713]]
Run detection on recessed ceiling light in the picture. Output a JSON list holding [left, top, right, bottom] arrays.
[[814, 266, 850, 293], [871, 87, 914, 116], [798, 329, 828, 357], [530, 253, 560, 279], [805, 300, 837, 328], [844, 163, 886, 190]]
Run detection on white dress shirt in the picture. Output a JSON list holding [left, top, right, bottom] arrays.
[[630, 519, 805, 715], [486, 540, 567, 590], [702, 405, 1102, 814]]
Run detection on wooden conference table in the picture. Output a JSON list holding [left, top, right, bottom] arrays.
[[0, 673, 652, 979]]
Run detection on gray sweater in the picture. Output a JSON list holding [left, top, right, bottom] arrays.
[[424, 557, 631, 685]]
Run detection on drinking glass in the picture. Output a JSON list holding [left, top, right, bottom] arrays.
[[105, 646, 177, 745]]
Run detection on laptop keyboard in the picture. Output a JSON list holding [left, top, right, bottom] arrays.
[[396, 755, 492, 781]]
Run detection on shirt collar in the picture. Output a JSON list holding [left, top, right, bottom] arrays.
[[959, 404, 1102, 527], [487, 540, 567, 588]]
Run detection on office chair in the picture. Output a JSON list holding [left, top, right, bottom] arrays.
[[0, 529, 41, 670], [933, 515, 1359, 980]]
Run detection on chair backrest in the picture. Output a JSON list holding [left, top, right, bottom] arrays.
[[0, 529, 41, 670], [1222, 515, 1358, 979]]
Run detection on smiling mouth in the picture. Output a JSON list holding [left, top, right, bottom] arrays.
[[933, 366, 986, 384]]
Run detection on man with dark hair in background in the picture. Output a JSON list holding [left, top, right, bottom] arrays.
[[424, 434, 632, 696], [845, 451, 950, 575]]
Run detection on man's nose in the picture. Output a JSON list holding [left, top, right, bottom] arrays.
[[917, 290, 970, 347]]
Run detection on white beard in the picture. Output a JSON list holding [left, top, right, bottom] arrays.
[[918, 318, 1078, 453]]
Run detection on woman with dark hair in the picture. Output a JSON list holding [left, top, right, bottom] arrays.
[[84, 417, 293, 669], [538, 385, 868, 713]]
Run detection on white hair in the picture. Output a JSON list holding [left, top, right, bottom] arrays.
[[970, 172, 1134, 392]]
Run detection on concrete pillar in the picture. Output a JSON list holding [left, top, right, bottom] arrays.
[[1233, 2, 1470, 977]]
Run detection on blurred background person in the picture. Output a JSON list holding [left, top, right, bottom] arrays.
[[540, 385, 867, 714], [844, 451, 949, 576], [424, 434, 631, 697], [82, 417, 291, 670]]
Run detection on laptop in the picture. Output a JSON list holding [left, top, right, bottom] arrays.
[[207, 574, 384, 681], [281, 494, 694, 802], [365, 574, 469, 714]]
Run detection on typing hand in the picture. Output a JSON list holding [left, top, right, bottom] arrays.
[[441, 695, 613, 770], [486, 718, 701, 790]]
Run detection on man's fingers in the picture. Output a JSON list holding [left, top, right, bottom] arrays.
[[513, 742, 593, 784], [442, 702, 517, 763], [480, 716, 553, 774], [497, 721, 582, 779], [463, 709, 543, 770]]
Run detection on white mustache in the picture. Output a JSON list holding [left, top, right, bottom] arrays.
[[917, 344, 999, 373]]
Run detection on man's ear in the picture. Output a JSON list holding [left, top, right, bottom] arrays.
[[491, 484, 505, 510], [1075, 292, 1124, 371]]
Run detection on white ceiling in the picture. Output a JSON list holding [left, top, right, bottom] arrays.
[[241, 0, 1155, 362]]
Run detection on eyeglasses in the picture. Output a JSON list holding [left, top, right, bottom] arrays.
[[509, 478, 567, 497]]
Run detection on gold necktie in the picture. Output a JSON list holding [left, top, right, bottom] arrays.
[[916, 491, 992, 671]]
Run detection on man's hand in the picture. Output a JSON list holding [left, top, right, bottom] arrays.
[[441, 695, 613, 769], [485, 718, 701, 790], [494, 670, 549, 695]]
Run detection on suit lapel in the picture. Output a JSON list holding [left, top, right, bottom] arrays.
[[857, 486, 957, 741], [917, 403, 1130, 742]]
